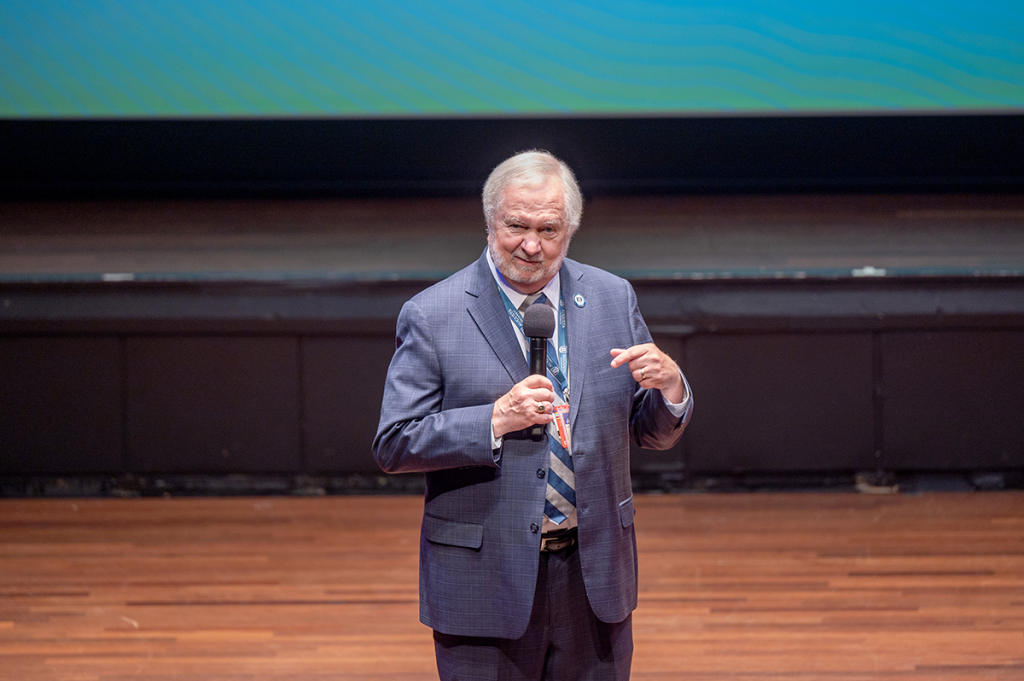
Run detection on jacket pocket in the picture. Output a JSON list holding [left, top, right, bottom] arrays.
[[424, 513, 484, 549], [618, 494, 635, 528]]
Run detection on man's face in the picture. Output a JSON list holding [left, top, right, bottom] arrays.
[[488, 175, 572, 295]]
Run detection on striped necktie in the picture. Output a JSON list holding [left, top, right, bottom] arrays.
[[523, 294, 576, 526]]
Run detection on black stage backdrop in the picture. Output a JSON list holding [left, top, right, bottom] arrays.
[[3, 114, 1023, 200]]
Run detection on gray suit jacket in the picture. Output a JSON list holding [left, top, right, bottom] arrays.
[[373, 251, 690, 639]]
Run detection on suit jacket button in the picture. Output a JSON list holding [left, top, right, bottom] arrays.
[[530, 523, 540, 533], [536, 469, 546, 479]]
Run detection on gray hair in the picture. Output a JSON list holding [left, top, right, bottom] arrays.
[[482, 150, 583, 235]]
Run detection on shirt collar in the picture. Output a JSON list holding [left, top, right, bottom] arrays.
[[486, 248, 561, 311]]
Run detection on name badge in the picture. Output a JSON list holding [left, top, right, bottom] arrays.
[[553, 403, 571, 450]]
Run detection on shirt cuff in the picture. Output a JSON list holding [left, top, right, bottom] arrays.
[[663, 370, 692, 418], [491, 422, 503, 451]]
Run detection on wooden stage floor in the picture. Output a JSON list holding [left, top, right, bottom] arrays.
[[1, 492, 1022, 680], [3, 193, 1024, 283]]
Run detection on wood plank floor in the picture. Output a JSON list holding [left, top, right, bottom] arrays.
[[1, 493, 1022, 680], [4, 194, 1024, 282]]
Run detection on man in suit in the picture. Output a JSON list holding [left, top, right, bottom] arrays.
[[373, 150, 692, 680]]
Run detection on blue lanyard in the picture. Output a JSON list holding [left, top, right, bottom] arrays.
[[496, 287, 569, 399]]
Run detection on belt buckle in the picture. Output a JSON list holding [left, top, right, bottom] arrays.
[[540, 528, 577, 553]]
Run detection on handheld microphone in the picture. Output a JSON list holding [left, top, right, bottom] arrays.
[[523, 302, 556, 442]]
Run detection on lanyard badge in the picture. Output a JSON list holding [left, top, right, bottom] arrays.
[[552, 403, 571, 450]]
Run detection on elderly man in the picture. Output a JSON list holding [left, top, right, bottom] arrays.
[[373, 150, 692, 680]]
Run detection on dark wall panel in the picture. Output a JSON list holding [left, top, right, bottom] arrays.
[[302, 336, 395, 474], [126, 337, 301, 474], [684, 333, 876, 473], [0, 337, 123, 474], [3, 277, 1023, 483], [883, 331, 1024, 470]]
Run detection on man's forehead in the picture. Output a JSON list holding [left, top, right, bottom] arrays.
[[501, 181, 565, 211], [505, 173, 561, 193], [500, 205, 566, 226]]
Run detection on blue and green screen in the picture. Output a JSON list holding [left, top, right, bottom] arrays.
[[2, 0, 1022, 118]]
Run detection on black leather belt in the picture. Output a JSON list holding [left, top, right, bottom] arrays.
[[540, 526, 578, 553]]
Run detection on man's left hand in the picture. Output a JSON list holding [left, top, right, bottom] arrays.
[[609, 343, 686, 405]]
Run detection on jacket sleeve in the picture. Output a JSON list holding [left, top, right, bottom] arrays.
[[624, 282, 693, 451], [372, 299, 500, 474]]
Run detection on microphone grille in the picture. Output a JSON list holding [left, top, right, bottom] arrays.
[[522, 302, 556, 338]]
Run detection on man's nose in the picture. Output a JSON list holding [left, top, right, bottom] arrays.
[[520, 234, 541, 255]]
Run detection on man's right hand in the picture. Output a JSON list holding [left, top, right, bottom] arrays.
[[491, 374, 556, 439]]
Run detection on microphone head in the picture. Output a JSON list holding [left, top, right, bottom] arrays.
[[523, 302, 556, 339]]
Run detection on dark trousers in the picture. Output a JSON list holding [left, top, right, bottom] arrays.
[[433, 543, 633, 681]]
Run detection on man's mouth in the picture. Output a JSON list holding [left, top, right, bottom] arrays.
[[514, 254, 542, 267]]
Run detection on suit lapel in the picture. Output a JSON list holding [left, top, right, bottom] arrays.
[[466, 253, 528, 384], [465, 253, 592, 415], [561, 260, 590, 432]]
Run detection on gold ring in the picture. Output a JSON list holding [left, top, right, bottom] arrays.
[[640, 367, 646, 380], [536, 402, 545, 413]]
